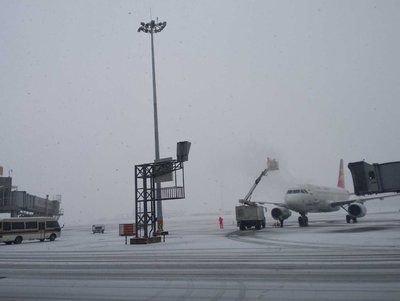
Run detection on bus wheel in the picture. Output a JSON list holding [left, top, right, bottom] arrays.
[[49, 234, 56, 241], [14, 236, 23, 244]]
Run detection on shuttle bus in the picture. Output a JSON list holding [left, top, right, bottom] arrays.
[[0, 217, 61, 245]]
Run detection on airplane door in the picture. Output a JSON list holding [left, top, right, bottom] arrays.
[[39, 222, 45, 241]]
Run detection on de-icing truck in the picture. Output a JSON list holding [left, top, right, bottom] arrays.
[[235, 158, 278, 230]]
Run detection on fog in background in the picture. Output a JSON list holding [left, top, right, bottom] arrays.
[[1, 0, 400, 225]]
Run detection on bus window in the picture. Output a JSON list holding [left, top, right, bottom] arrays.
[[12, 222, 25, 230], [26, 221, 38, 229], [46, 221, 59, 228], [4, 222, 11, 231], [39, 222, 45, 230]]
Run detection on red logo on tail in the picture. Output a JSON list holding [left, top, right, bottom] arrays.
[[337, 159, 345, 189]]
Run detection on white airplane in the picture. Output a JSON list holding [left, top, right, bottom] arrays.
[[265, 159, 398, 227]]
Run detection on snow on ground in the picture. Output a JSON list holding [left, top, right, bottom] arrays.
[[1, 197, 400, 300]]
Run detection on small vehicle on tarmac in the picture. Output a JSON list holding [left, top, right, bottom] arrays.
[[92, 224, 105, 234]]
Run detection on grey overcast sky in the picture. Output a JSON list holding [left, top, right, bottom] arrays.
[[1, 0, 400, 225]]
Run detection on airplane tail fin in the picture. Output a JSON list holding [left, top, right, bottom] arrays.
[[337, 159, 345, 189]]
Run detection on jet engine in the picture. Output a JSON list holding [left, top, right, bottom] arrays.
[[348, 203, 367, 218], [271, 207, 292, 221]]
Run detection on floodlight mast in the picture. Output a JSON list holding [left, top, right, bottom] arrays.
[[138, 20, 167, 233]]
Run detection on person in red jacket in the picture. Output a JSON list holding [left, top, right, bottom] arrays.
[[218, 216, 224, 229]]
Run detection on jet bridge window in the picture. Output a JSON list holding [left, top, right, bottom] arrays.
[[368, 171, 376, 180]]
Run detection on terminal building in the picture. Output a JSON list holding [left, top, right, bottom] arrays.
[[0, 176, 63, 218]]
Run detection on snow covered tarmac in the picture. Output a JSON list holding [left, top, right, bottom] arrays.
[[1, 209, 400, 301]]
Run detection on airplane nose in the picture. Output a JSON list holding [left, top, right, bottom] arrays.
[[284, 194, 301, 211], [284, 194, 295, 206]]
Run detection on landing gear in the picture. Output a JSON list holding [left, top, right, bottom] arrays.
[[279, 218, 284, 228], [346, 215, 358, 223], [298, 215, 309, 227]]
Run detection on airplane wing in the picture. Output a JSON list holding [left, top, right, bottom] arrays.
[[330, 193, 399, 208], [256, 201, 290, 209]]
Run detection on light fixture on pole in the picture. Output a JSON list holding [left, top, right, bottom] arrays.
[[138, 19, 167, 233]]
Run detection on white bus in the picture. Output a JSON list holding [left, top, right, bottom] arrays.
[[0, 217, 61, 245]]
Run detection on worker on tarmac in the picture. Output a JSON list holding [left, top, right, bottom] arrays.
[[218, 216, 224, 229]]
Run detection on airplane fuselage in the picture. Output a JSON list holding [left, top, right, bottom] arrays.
[[284, 184, 350, 214]]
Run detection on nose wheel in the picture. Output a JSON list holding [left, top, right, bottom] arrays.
[[298, 215, 309, 227]]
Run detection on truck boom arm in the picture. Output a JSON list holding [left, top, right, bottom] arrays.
[[242, 168, 269, 202], [240, 158, 279, 205]]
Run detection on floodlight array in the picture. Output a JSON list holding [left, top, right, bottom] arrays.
[[138, 20, 167, 33]]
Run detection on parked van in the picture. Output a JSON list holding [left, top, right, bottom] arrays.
[[92, 224, 105, 234]]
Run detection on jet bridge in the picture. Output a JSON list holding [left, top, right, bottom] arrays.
[[0, 177, 63, 218], [348, 161, 400, 195]]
